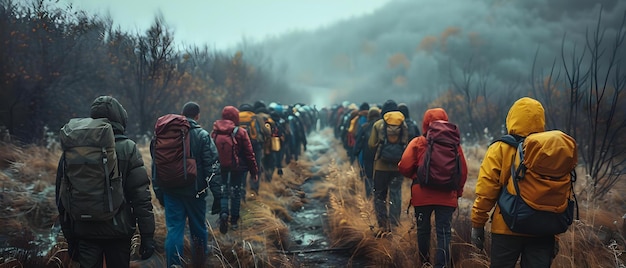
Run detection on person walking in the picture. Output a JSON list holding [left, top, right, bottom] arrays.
[[471, 97, 557, 267], [398, 108, 468, 268], [352, 106, 381, 198], [153, 101, 220, 267], [56, 96, 156, 268], [212, 105, 259, 233], [368, 100, 408, 233]]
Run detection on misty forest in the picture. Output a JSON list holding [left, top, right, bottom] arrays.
[[1, 0, 626, 267]]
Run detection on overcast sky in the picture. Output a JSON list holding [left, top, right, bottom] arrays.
[[58, 0, 392, 49]]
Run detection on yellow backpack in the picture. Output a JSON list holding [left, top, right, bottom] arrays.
[[496, 130, 578, 235]]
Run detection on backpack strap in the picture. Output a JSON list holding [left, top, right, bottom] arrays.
[[491, 134, 522, 147]]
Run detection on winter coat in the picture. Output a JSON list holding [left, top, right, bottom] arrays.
[[471, 97, 546, 235], [398, 108, 468, 208], [153, 118, 221, 199], [368, 111, 408, 171], [213, 106, 259, 176], [56, 96, 155, 240]]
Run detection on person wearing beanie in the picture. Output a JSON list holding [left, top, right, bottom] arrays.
[[359, 102, 370, 111], [212, 106, 259, 234], [56, 96, 156, 267], [398, 103, 421, 139], [352, 106, 382, 198], [381, 99, 399, 116], [368, 99, 408, 234]]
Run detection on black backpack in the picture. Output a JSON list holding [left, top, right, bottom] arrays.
[[378, 121, 405, 163]]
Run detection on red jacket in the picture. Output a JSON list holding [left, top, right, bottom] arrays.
[[213, 106, 259, 176], [398, 108, 468, 207]]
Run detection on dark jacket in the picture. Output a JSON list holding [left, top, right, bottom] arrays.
[[213, 106, 259, 175], [153, 118, 221, 199], [56, 96, 155, 240]]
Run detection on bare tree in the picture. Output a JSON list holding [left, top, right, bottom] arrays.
[[563, 9, 626, 199]]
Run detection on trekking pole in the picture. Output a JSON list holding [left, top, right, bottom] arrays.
[[196, 173, 216, 198]]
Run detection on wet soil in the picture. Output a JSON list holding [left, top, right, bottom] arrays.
[[285, 176, 367, 267]]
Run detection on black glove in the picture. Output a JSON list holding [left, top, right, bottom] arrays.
[[139, 236, 155, 260], [471, 227, 485, 250]]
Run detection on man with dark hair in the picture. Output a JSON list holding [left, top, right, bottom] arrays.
[[154, 101, 220, 267], [56, 96, 155, 267]]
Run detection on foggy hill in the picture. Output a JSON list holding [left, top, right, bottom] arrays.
[[254, 0, 625, 107]]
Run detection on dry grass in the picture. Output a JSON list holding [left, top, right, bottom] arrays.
[[1, 134, 625, 267]]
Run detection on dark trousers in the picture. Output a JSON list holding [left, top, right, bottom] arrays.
[[359, 156, 375, 198], [78, 237, 131, 268], [490, 233, 555, 268], [242, 142, 262, 196], [373, 170, 403, 229], [220, 170, 245, 223], [414, 205, 455, 268]]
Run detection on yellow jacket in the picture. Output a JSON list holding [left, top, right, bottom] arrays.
[[471, 97, 547, 235], [368, 111, 408, 171]]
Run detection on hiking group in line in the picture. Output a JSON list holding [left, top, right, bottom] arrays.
[[324, 97, 576, 268], [56, 96, 576, 268]]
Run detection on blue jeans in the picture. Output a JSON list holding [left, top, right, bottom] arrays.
[[414, 205, 455, 268], [220, 170, 245, 224], [163, 193, 207, 267]]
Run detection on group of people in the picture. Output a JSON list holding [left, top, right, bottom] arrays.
[[55, 95, 564, 268], [325, 97, 564, 268], [55, 97, 318, 267]]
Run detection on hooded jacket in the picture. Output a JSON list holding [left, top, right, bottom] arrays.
[[56, 96, 155, 239], [398, 108, 468, 207], [471, 97, 546, 235], [212, 106, 259, 175]]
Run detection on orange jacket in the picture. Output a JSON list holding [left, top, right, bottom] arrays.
[[398, 108, 468, 207]]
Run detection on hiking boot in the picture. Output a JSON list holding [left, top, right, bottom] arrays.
[[231, 223, 239, 230], [219, 213, 229, 234], [277, 168, 283, 176]]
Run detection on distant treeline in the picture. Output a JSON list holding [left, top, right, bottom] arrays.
[[0, 0, 300, 142]]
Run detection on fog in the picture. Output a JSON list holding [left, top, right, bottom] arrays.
[[254, 0, 625, 107]]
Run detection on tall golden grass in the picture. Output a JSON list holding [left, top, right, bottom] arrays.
[[0, 132, 625, 267]]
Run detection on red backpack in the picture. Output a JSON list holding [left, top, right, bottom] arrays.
[[212, 127, 240, 169], [152, 114, 197, 188], [416, 120, 462, 191]]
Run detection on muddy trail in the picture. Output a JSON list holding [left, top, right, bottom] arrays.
[[283, 176, 367, 267]]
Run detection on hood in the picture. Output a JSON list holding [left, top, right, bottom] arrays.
[[506, 97, 545, 137], [421, 108, 449, 134], [368, 107, 381, 122], [90, 96, 128, 134], [222, 105, 240, 125], [213, 119, 237, 134]]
